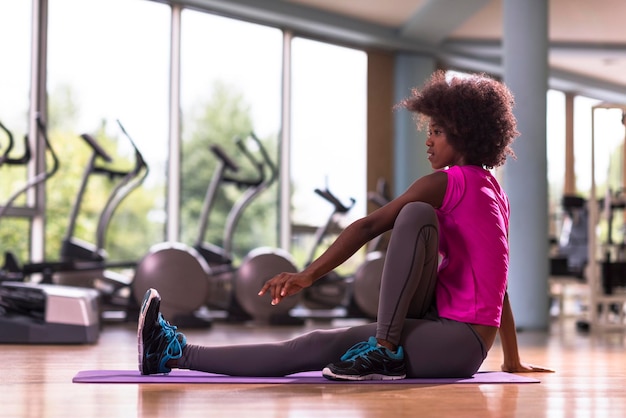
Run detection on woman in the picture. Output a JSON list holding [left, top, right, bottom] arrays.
[[138, 70, 553, 380]]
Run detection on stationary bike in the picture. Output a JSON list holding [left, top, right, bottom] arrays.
[[132, 134, 301, 324]]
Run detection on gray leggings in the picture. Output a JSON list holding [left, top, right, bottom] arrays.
[[178, 202, 487, 378]]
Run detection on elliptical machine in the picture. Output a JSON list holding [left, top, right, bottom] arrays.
[[0, 115, 59, 276], [132, 134, 301, 325], [0, 116, 100, 344], [52, 120, 148, 304]]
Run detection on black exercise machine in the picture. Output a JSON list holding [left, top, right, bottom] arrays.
[[0, 116, 100, 344], [1, 119, 148, 321]]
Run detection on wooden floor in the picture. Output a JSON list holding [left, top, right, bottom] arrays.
[[2, 314, 625, 418]]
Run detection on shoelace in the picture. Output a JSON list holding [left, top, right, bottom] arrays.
[[158, 314, 186, 359], [340, 339, 378, 361]]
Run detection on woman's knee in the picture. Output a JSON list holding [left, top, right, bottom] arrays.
[[396, 201, 438, 229]]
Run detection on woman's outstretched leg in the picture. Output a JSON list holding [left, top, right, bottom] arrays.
[[138, 287, 377, 376]]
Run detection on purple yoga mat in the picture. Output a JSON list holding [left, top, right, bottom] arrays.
[[72, 369, 539, 384]]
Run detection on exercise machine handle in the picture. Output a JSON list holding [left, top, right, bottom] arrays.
[[250, 132, 277, 184], [93, 166, 136, 179], [116, 119, 149, 178], [0, 114, 60, 220], [314, 188, 355, 214], [35, 114, 60, 179], [89, 122, 150, 181], [80, 133, 113, 163], [0, 120, 31, 166], [210, 144, 239, 173], [305, 188, 356, 266], [230, 136, 265, 187], [221, 136, 265, 188], [0, 120, 14, 164]]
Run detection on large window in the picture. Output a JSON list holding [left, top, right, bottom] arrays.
[[46, 0, 170, 262], [2, 1, 369, 272], [180, 10, 283, 261], [290, 38, 367, 270]]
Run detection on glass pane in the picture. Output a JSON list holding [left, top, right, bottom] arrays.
[[180, 10, 282, 262], [290, 38, 366, 271], [574, 95, 602, 196], [46, 0, 170, 262], [0, 1, 31, 213], [547, 90, 565, 239], [590, 103, 626, 249]]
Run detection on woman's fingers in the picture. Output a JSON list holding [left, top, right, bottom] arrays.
[[258, 273, 291, 305], [258, 272, 309, 305], [501, 362, 556, 373], [529, 364, 555, 373]]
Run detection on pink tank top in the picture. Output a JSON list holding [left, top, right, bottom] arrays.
[[435, 165, 509, 327]]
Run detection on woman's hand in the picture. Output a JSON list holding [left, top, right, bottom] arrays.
[[258, 271, 315, 306], [501, 361, 555, 373]]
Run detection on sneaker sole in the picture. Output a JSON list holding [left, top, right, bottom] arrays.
[[322, 367, 406, 381], [137, 288, 161, 374]]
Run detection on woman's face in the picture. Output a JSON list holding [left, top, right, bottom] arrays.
[[425, 122, 464, 169]]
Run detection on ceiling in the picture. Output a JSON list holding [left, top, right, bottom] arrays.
[[174, 0, 626, 103]]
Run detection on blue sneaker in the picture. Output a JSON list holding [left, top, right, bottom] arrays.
[[138, 288, 187, 375], [322, 336, 406, 381]]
